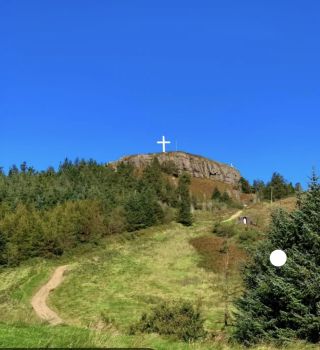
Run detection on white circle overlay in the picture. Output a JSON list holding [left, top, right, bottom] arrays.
[[270, 250, 287, 267]]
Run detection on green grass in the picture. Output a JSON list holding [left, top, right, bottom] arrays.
[[0, 209, 318, 349], [0, 323, 95, 348], [0, 261, 54, 324], [0, 323, 317, 349], [51, 221, 226, 331]]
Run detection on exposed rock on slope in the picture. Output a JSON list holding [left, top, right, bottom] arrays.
[[113, 151, 241, 187]]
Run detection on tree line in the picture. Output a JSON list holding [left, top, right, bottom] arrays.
[[0, 158, 192, 266], [239, 172, 300, 201]]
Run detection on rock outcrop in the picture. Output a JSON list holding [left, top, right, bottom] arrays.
[[112, 151, 241, 187]]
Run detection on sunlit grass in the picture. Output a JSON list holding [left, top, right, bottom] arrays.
[[0, 209, 317, 349]]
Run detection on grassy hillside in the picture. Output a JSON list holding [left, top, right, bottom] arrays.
[[241, 197, 297, 231], [0, 203, 317, 349]]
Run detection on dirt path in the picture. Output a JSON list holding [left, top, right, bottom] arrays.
[[222, 210, 243, 223], [31, 265, 69, 325]]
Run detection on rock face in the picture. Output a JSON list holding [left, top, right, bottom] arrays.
[[113, 151, 241, 187]]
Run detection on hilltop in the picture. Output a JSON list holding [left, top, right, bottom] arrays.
[[112, 151, 241, 185], [111, 151, 253, 203]]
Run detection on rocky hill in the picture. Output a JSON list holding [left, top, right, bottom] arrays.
[[113, 151, 241, 187]]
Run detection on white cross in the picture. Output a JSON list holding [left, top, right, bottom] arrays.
[[157, 135, 171, 153]]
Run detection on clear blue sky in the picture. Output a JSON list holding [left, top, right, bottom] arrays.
[[1, 1, 320, 186]]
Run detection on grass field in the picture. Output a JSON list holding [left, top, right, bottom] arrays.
[[0, 203, 318, 349]]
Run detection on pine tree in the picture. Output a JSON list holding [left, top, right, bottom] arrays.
[[239, 177, 251, 194], [124, 189, 163, 231], [177, 173, 192, 226], [234, 173, 320, 345]]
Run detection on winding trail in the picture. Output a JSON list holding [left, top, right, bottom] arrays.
[[31, 265, 69, 325], [222, 210, 243, 223], [30, 210, 243, 325]]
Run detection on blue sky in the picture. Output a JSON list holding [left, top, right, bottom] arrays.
[[1, 1, 320, 186]]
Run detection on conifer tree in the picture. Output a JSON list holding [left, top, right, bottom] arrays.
[[177, 173, 192, 226], [239, 177, 251, 194], [234, 173, 320, 345]]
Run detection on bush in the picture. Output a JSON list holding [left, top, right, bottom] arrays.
[[105, 207, 127, 234], [160, 160, 179, 176], [213, 222, 238, 238], [237, 227, 262, 246], [130, 300, 206, 341]]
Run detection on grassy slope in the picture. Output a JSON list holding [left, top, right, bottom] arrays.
[[241, 197, 297, 231], [0, 203, 317, 349]]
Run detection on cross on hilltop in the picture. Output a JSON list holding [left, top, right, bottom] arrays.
[[157, 136, 171, 153]]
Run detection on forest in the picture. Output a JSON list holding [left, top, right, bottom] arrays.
[[0, 158, 182, 265]]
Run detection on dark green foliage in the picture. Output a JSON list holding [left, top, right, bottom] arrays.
[[221, 191, 231, 203], [124, 190, 164, 231], [265, 172, 295, 200], [239, 177, 251, 194], [130, 300, 206, 342], [252, 174, 296, 201], [140, 158, 177, 206], [0, 158, 177, 265], [213, 222, 238, 238], [211, 187, 221, 201], [177, 173, 192, 226], [0, 200, 106, 265], [234, 173, 320, 345]]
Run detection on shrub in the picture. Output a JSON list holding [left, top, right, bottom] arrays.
[[161, 160, 179, 176], [213, 222, 238, 238], [105, 207, 127, 234], [130, 300, 206, 341]]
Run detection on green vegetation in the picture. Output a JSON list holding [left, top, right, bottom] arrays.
[[234, 174, 320, 345], [212, 222, 263, 250], [177, 173, 193, 226], [0, 158, 318, 349], [211, 187, 242, 209], [0, 215, 232, 349], [130, 300, 206, 341], [239, 177, 251, 194], [0, 203, 318, 349], [252, 172, 296, 201], [0, 158, 186, 265]]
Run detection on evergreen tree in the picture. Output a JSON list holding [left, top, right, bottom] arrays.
[[0, 158, 176, 265], [124, 189, 163, 231], [177, 173, 192, 226], [239, 177, 251, 194], [264, 172, 295, 201], [234, 173, 320, 345]]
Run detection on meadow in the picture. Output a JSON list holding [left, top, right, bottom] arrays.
[[0, 204, 317, 349]]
